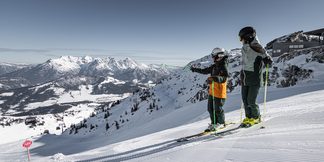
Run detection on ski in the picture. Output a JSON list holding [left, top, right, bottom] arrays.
[[239, 121, 265, 129], [176, 121, 265, 142], [176, 122, 236, 142], [176, 130, 214, 142], [211, 124, 242, 137], [211, 122, 263, 137]]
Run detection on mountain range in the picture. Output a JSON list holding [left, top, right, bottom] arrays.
[[0, 56, 179, 117], [0, 45, 323, 145]]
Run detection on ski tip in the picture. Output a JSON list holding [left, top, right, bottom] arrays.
[[260, 126, 266, 129]]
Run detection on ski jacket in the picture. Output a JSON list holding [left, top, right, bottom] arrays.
[[192, 58, 228, 99], [241, 38, 271, 86]]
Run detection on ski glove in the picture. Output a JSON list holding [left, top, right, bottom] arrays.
[[263, 56, 273, 66]]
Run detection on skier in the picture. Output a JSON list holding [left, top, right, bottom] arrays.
[[190, 48, 229, 132], [238, 26, 273, 127]]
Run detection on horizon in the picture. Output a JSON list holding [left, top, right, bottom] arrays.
[[1, 0, 324, 66], [0, 54, 187, 66]]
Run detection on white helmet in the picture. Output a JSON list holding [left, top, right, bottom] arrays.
[[211, 47, 226, 57]]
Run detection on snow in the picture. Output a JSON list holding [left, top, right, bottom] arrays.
[[24, 100, 57, 110], [1, 82, 324, 162], [0, 92, 14, 96], [49, 56, 81, 73], [53, 85, 130, 103], [0, 104, 96, 145], [81, 56, 94, 64], [44, 56, 168, 75], [50, 153, 67, 161], [0, 83, 131, 143], [99, 76, 126, 85]]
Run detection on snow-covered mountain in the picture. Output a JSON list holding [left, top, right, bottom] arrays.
[[265, 30, 322, 49], [0, 63, 30, 89], [0, 56, 177, 90], [0, 49, 323, 161], [0, 56, 178, 116], [0, 62, 28, 76]]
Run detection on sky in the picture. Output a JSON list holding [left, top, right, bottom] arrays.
[[0, 0, 323, 66]]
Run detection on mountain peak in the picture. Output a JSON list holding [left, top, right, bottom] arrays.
[[45, 56, 81, 73], [82, 56, 94, 63], [120, 57, 139, 69]]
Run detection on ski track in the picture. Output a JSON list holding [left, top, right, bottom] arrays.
[[75, 125, 241, 161]]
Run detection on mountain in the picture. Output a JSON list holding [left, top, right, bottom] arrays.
[[265, 30, 322, 49], [0, 56, 178, 116], [0, 62, 28, 76], [0, 56, 177, 90], [0, 63, 30, 89], [1, 50, 324, 161]]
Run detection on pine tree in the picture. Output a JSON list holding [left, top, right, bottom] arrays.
[[90, 124, 95, 130], [115, 121, 120, 130], [106, 123, 110, 131]]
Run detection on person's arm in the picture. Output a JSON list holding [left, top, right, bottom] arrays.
[[190, 65, 213, 74], [250, 42, 273, 65]]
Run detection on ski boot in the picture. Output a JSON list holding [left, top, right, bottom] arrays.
[[240, 118, 251, 127], [204, 123, 225, 132], [204, 123, 216, 132], [242, 117, 261, 128]]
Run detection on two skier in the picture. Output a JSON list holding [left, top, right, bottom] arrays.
[[190, 26, 273, 131]]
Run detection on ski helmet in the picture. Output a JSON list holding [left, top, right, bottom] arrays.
[[211, 48, 225, 58], [239, 26, 256, 43]]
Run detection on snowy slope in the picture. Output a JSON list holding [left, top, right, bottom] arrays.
[[1, 82, 323, 162]]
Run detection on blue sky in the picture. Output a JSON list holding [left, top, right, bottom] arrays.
[[0, 0, 323, 66]]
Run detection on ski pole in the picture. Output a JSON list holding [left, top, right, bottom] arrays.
[[262, 64, 269, 122], [212, 81, 216, 129], [240, 101, 244, 123]]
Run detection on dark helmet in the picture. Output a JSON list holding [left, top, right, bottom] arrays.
[[239, 26, 256, 43]]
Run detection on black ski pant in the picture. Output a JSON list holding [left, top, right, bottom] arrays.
[[207, 95, 225, 125], [241, 85, 260, 119]]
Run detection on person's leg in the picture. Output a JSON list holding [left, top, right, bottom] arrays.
[[247, 86, 260, 119], [241, 85, 251, 118], [207, 95, 215, 124], [214, 97, 225, 125]]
